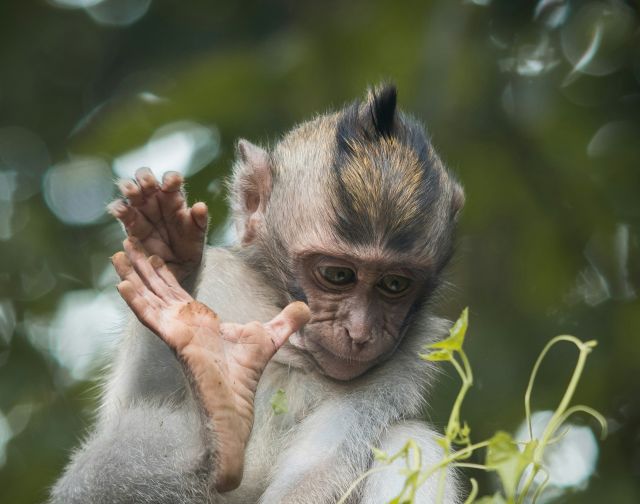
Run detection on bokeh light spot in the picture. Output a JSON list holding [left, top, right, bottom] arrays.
[[48, 0, 103, 8], [0, 127, 50, 201], [112, 120, 220, 180], [0, 411, 10, 468], [85, 0, 152, 27], [587, 120, 637, 158], [561, 1, 635, 82], [515, 410, 599, 502], [534, 0, 570, 30], [25, 289, 124, 383], [43, 156, 114, 226], [0, 300, 16, 346]]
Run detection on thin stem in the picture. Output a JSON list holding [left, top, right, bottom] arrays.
[[463, 478, 479, 504], [520, 336, 597, 502], [417, 440, 493, 487], [554, 405, 608, 440], [336, 465, 389, 504], [517, 463, 540, 504], [530, 468, 550, 504], [453, 462, 493, 471]]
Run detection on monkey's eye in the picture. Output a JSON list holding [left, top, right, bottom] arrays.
[[377, 275, 412, 296], [317, 266, 356, 288]]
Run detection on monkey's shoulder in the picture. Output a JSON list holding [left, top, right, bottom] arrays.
[[194, 246, 281, 324]]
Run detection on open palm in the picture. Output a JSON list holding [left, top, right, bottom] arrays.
[[113, 238, 310, 491]]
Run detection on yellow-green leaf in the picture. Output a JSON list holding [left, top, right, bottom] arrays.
[[372, 447, 389, 462], [270, 388, 288, 415], [485, 432, 536, 499], [425, 307, 469, 352], [419, 349, 453, 361]]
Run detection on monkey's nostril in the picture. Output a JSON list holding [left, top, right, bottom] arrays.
[[345, 328, 368, 351]]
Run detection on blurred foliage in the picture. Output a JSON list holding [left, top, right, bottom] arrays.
[[0, 0, 639, 503]]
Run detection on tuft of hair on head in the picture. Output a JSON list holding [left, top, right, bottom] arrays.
[[367, 84, 397, 139]]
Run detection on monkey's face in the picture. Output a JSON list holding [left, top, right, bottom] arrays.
[[289, 248, 432, 381]]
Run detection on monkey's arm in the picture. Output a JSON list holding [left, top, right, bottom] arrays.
[[359, 421, 460, 504], [51, 241, 309, 503], [50, 298, 219, 503], [49, 397, 218, 504], [259, 403, 459, 504]]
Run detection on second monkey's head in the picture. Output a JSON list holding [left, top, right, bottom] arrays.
[[229, 84, 464, 381]]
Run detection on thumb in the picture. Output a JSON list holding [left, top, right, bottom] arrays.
[[263, 301, 311, 350]]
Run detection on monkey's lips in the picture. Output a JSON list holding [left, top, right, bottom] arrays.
[[304, 340, 386, 380]]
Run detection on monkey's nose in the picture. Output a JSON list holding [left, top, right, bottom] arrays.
[[345, 328, 370, 351]]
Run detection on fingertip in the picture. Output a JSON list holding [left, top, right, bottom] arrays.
[[118, 179, 139, 196], [116, 280, 131, 295], [111, 251, 125, 263], [123, 237, 136, 255], [148, 255, 164, 268], [107, 199, 127, 216], [161, 171, 183, 191], [124, 235, 139, 246], [285, 301, 311, 326], [135, 167, 159, 192], [191, 202, 209, 228], [265, 302, 311, 348]]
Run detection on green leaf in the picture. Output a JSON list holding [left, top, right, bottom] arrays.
[[269, 388, 288, 415], [424, 307, 469, 352], [485, 432, 536, 499], [419, 349, 453, 362]]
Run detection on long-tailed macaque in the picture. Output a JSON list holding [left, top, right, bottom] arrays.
[[50, 85, 465, 503]]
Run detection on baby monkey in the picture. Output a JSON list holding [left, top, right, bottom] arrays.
[[51, 85, 464, 503]]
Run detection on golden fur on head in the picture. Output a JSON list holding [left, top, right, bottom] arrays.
[[335, 137, 426, 247], [327, 84, 463, 265]]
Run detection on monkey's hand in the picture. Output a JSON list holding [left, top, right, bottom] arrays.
[[112, 238, 310, 493], [108, 168, 208, 283]]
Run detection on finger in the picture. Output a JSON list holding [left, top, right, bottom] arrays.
[[107, 199, 137, 227], [161, 171, 184, 192], [135, 167, 160, 196], [191, 202, 209, 231], [109, 198, 156, 241], [118, 179, 145, 207], [116, 280, 160, 334], [148, 255, 190, 299], [263, 302, 311, 349], [112, 251, 147, 295], [124, 238, 173, 300]]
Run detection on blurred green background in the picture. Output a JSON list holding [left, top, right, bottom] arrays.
[[1, 0, 639, 502]]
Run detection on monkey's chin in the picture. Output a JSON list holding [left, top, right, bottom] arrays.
[[309, 346, 380, 381]]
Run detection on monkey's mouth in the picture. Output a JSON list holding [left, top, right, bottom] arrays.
[[316, 344, 380, 364]]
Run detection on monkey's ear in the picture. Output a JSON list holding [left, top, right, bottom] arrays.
[[230, 139, 273, 245]]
